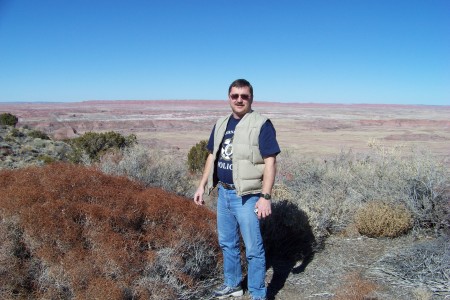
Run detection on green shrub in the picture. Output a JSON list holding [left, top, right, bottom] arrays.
[[68, 131, 137, 163], [10, 128, 23, 137], [0, 113, 18, 127], [37, 155, 56, 164], [187, 140, 209, 173], [28, 129, 50, 140], [355, 201, 412, 238], [4, 136, 15, 143]]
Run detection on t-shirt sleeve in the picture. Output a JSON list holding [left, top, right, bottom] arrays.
[[206, 125, 215, 153], [259, 120, 281, 157]]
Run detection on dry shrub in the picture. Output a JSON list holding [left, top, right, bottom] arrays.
[[355, 201, 412, 238], [134, 277, 178, 300], [412, 286, 433, 300], [99, 145, 195, 197], [277, 143, 448, 248], [276, 152, 353, 247], [85, 278, 124, 300], [334, 271, 378, 300], [271, 183, 294, 201], [0, 163, 220, 299], [0, 217, 29, 298], [370, 236, 449, 297]]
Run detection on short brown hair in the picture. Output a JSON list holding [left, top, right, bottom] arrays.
[[228, 79, 253, 97]]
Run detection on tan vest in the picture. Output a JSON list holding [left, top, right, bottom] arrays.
[[207, 111, 268, 196]]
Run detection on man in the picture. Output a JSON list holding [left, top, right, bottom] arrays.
[[194, 79, 280, 300]]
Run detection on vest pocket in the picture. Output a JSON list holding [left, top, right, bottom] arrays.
[[236, 160, 264, 180]]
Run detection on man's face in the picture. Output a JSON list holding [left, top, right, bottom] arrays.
[[228, 86, 253, 119]]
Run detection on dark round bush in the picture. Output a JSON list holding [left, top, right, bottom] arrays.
[[187, 140, 209, 173], [0, 113, 19, 127]]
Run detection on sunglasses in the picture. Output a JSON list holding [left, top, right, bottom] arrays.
[[230, 94, 251, 100]]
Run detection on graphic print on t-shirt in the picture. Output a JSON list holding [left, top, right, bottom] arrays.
[[221, 136, 233, 161], [217, 131, 234, 181], [217, 118, 240, 184]]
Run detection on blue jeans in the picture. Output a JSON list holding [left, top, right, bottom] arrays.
[[217, 185, 266, 298]]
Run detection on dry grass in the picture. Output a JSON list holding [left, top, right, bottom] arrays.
[[0, 163, 220, 299], [98, 145, 195, 197], [369, 236, 450, 296], [276, 143, 449, 248], [355, 201, 413, 238]]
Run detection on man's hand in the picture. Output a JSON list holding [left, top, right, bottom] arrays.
[[193, 153, 213, 206], [193, 187, 205, 205], [255, 197, 271, 219], [255, 155, 276, 219]]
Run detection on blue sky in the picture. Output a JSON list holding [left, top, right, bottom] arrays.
[[0, 0, 449, 105]]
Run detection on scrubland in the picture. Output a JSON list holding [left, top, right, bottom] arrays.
[[102, 143, 448, 299], [0, 163, 219, 299], [1, 107, 449, 299]]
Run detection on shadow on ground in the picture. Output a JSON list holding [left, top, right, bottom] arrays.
[[261, 200, 316, 300]]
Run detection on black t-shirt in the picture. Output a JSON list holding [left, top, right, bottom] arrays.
[[207, 116, 280, 184]]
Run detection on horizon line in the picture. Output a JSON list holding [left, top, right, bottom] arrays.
[[0, 99, 449, 108]]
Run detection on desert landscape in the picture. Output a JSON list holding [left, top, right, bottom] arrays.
[[1, 100, 449, 163], [1, 100, 449, 299]]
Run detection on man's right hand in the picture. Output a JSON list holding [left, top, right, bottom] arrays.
[[193, 153, 213, 206], [193, 187, 205, 205]]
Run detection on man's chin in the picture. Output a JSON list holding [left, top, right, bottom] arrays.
[[233, 110, 247, 118]]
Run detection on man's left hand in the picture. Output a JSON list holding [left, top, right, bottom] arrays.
[[255, 197, 271, 219]]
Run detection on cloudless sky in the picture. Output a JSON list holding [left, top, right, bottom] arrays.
[[0, 0, 449, 105]]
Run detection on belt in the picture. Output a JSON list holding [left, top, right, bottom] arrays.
[[219, 182, 235, 190]]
